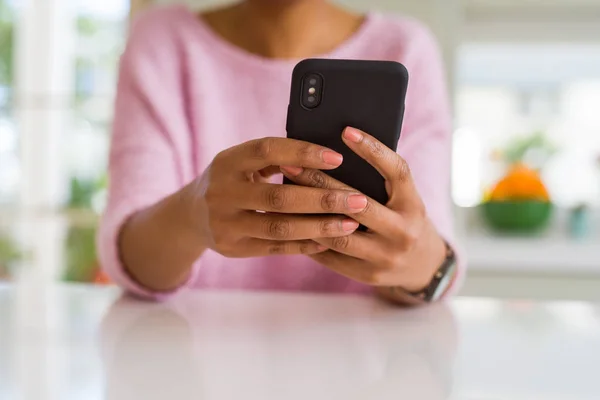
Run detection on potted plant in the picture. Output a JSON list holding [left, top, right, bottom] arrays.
[[482, 132, 556, 232]]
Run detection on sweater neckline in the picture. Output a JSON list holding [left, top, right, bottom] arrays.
[[177, 5, 378, 70]]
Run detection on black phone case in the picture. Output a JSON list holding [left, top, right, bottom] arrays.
[[285, 59, 409, 206]]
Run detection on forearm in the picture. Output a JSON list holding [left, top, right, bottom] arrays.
[[119, 184, 208, 292]]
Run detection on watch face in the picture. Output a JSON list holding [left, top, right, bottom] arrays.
[[431, 260, 457, 301]]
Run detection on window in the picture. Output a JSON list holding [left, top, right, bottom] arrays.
[[68, 0, 129, 212], [455, 1, 600, 272], [2, 0, 129, 282], [63, 0, 129, 283], [455, 0, 600, 211], [454, 43, 600, 208], [0, 0, 17, 205]]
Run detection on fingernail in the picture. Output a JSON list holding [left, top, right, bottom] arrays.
[[342, 219, 359, 232], [280, 166, 303, 176], [322, 151, 343, 167], [343, 127, 363, 143], [347, 194, 368, 212]]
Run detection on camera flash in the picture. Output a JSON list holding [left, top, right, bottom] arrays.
[[308, 87, 316, 95]]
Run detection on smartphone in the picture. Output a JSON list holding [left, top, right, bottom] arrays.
[[285, 58, 409, 206]]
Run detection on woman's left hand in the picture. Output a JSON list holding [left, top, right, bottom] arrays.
[[281, 127, 447, 294]]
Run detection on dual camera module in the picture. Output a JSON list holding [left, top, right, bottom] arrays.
[[301, 73, 323, 109]]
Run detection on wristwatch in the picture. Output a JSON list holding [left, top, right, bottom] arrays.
[[388, 242, 458, 305]]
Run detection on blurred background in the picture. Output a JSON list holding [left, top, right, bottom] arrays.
[[2, 0, 600, 299]]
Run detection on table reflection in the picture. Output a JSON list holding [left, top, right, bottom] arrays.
[[100, 292, 458, 400]]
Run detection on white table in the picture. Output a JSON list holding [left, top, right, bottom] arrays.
[[1, 283, 599, 400]]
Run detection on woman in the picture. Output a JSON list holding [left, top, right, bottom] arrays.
[[98, 0, 463, 303]]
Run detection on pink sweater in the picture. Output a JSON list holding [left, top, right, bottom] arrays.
[[98, 5, 462, 300]]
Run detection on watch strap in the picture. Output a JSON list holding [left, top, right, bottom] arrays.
[[387, 242, 457, 305]]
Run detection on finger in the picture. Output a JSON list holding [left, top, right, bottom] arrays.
[[242, 239, 327, 257], [279, 168, 408, 236], [310, 251, 390, 287], [313, 232, 388, 264], [238, 212, 359, 241], [342, 127, 423, 209], [342, 127, 413, 184], [281, 166, 353, 191], [228, 182, 369, 214], [219, 137, 343, 173]]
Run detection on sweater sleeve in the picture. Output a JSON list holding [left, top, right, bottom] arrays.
[[97, 8, 200, 300], [396, 22, 466, 296]]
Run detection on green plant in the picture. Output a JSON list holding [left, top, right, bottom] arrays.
[[68, 177, 97, 209], [0, 233, 21, 264], [62, 174, 106, 283], [498, 131, 557, 169], [63, 226, 97, 283], [0, 233, 22, 279], [0, 1, 14, 87], [66, 175, 107, 209], [77, 15, 102, 37]]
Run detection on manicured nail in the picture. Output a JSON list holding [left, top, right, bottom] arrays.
[[280, 166, 303, 176], [343, 127, 363, 143], [342, 219, 360, 232], [316, 244, 328, 252], [322, 151, 343, 167], [347, 194, 368, 212]]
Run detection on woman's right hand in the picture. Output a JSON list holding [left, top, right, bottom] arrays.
[[185, 137, 370, 258]]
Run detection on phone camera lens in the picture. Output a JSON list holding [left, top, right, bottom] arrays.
[[302, 73, 322, 108]]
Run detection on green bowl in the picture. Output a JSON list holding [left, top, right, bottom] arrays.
[[482, 201, 553, 232]]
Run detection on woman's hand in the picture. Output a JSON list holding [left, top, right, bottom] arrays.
[[281, 127, 447, 293], [185, 137, 372, 258], [119, 136, 369, 293]]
